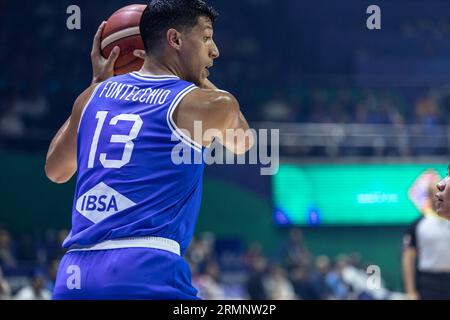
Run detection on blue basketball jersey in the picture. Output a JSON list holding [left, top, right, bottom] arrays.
[[63, 72, 204, 256]]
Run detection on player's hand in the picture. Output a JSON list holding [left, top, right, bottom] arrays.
[[91, 21, 120, 85]]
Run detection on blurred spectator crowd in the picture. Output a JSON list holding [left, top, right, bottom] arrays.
[[0, 226, 404, 300], [0, 227, 66, 300], [2, 0, 450, 156], [260, 86, 450, 126]]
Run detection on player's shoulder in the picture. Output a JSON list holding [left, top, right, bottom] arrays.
[[73, 83, 99, 112], [182, 87, 237, 111], [74, 74, 129, 105], [176, 87, 240, 131]]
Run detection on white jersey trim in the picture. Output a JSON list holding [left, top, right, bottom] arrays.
[[134, 71, 180, 79], [167, 84, 203, 152], [130, 72, 180, 82], [67, 236, 180, 256]]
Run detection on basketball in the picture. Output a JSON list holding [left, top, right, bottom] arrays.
[[101, 4, 146, 75]]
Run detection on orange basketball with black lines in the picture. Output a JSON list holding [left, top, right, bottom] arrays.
[[101, 4, 146, 75]]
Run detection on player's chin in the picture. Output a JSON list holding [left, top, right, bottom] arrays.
[[437, 207, 450, 221]]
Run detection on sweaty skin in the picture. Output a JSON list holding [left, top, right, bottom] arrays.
[[45, 17, 253, 184]]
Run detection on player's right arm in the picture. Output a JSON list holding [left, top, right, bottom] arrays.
[[175, 89, 254, 154], [130, 50, 251, 153]]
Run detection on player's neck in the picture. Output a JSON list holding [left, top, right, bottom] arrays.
[[140, 55, 183, 79]]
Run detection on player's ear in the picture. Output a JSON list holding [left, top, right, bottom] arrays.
[[167, 28, 182, 50]]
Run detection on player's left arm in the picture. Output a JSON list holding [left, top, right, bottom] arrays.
[[45, 85, 98, 183]]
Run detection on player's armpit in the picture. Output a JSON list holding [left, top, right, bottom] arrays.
[[45, 84, 98, 183], [176, 89, 254, 154]]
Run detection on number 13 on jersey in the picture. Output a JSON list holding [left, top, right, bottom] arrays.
[[87, 111, 143, 169]]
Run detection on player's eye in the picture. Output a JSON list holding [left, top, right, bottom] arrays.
[[203, 36, 212, 42]]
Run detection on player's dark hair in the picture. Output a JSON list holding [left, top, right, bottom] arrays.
[[140, 0, 218, 53]]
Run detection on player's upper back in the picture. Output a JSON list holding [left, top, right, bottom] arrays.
[[64, 72, 204, 254]]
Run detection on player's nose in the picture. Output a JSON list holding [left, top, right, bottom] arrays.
[[210, 40, 220, 59], [437, 179, 446, 192]]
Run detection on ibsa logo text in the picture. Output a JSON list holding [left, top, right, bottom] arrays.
[[76, 182, 135, 223], [79, 195, 118, 212]]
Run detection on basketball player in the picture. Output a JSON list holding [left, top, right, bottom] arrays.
[[403, 173, 450, 299], [45, 0, 253, 299]]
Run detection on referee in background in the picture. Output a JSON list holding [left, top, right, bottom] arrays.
[[403, 173, 450, 300]]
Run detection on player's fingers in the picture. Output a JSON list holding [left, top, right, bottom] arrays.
[[91, 21, 106, 56], [133, 50, 146, 60], [105, 46, 120, 68]]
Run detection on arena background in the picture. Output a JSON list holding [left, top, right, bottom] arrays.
[[1, 0, 450, 299]]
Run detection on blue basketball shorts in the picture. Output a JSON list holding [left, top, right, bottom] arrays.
[[52, 247, 199, 300]]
